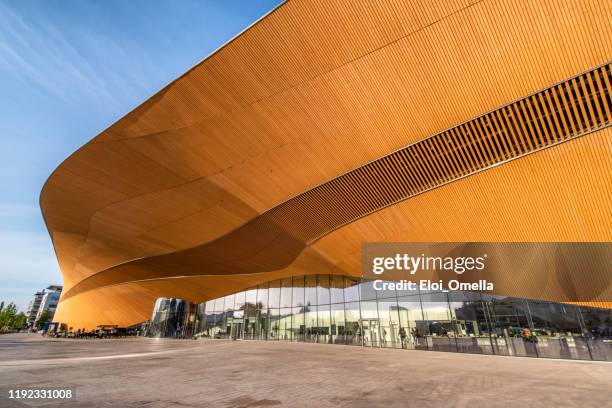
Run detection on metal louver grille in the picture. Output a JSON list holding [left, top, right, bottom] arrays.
[[263, 63, 612, 243]]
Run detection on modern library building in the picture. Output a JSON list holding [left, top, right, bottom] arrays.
[[41, 0, 611, 361]]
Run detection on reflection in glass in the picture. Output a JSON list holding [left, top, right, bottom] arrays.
[[420, 292, 456, 352], [317, 275, 331, 305], [330, 275, 344, 304], [234, 290, 246, 311], [291, 306, 305, 342], [292, 276, 305, 307], [280, 278, 292, 308], [360, 280, 377, 301], [317, 305, 332, 344], [344, 302, 361, 346], [191, 274, 612, 361], [331, 303, 345, 344], [304, 303, 317, 342], [223, 294, 235, 313], [257, 282, 268, 310], [448, 291, 494, 354], [268, 280, 281, 309], [305, 275, 317, 307], [268, 308, 280, 340], [377, 300, 400, 348], [397, 295, 423, 350], [344, 277, 360, 302], [279, 307, 292, 341], [245, 287, 257, 306], [360, 301, 379, 347]]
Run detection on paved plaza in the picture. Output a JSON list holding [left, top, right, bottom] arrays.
[[0, 333, 610, 407]]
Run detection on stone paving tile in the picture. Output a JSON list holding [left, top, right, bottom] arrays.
[[0, 334, 610, 408]]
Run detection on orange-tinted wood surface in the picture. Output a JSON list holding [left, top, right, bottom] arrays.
[[41, 0, 612, 328]]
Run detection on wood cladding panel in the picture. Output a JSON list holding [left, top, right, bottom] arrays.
[[42, 0, 612, 327], [54, 125, 612, 327], [60, 66, 612, 305], [42, 0, 612, 291]]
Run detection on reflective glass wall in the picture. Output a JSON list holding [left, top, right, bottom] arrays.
[[193, 274, 612, 361], [148, 298, 189, 338]]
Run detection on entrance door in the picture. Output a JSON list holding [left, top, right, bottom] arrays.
[[230, 322, 243, 340], [361, 319, 380, 347]]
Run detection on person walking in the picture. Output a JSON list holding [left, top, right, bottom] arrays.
[[399, 327, 407, 349]]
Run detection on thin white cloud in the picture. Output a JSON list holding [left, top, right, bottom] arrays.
[[0, 4, 147, 114]]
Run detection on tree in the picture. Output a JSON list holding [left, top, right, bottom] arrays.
[[35, 309, 51, 328], [11, 312, 27, 330], [0, 304, 28, 332], [0, 303, 17, 331]]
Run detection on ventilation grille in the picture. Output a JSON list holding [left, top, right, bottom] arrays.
[[257, 63, 612, 243]]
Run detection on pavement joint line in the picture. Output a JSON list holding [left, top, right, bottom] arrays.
[[0, 348, 192, 367]]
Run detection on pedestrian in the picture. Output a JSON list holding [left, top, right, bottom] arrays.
[[399, 327, 407, 349]]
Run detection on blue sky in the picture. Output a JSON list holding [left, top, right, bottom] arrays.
[[0, 0, 282, 311]]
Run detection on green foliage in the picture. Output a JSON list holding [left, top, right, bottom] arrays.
[[12, 312, 27, 329], [0, 303, 27, 330], [35, 308, 51, 328]]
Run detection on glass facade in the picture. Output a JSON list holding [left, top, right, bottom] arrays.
[[189, 274, 612, 361], [148, 298, 189, 338]]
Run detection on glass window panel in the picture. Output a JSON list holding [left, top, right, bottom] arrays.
[[268, 308, 280, 340], [257, 309, 268, 340], [317, 275, 331, 305], [331, 303, 345, 344], [223, 294, 235, 313], [234, 291, 246, 311], [208, 312, 223, 339], [317, 305, 332, 344], [257, 282, 268, 310], [419, 292, 456, 352], [280, 278, 293, 308], [344, 277, 360, 302], [305, 275, 317, 307], [304, 303, 317, 342], [397, 295, 424, 350], [245, 287, 257, 306], [527, 301, 590, 360], [360, 300, 379, 347], [360, 300, 378, 319], [376, 280, 397, 300], [279, 307, 292, 341], [243, 301, 258, 319], [330, 275, 344, 304], [344, 302, 362, 345], [578, 305, 612, 361], [448, 291, 493, 355], [216, 310, 230, 339], [268, 280, 280, 309], [244, 308, 257, 340], [420, 292, 451, 321], [291, 306, 305, 342], [378, 299, 401, 348], [292, 276, 305, 307], [213, 297, 224, 312], [482, 296, 536, 357], [360, 279, 377, 300], [204, 300, 214, 313]]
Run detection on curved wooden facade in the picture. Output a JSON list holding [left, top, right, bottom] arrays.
[[41, 0, 612, 328]]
